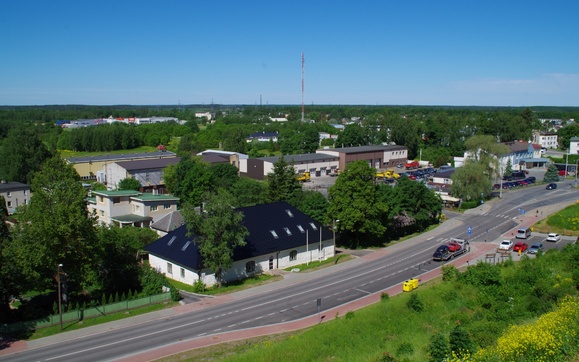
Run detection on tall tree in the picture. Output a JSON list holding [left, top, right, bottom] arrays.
[[166, 156, 215, 206], [209, 162, 240, 191], [230, 176, 268, 207], [182, 190, 248, 288], [8, 157, 98, 293], [327, 160, 387, 248], [266, 156, 301, 203], [0, 195, 23, 322], [0, 126, 52, 184], [335, 124, 368, 148], [450, 160, 492, 201]]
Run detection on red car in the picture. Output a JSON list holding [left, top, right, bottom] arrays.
[[558, 170, 568, 176], [513, 242, 528, 252], [447, 241, 462, 252]]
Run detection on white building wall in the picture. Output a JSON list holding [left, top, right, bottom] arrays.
[[104, 163, 129, 190], [154, 242, 335, 287]]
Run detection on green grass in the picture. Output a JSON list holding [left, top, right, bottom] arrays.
[[283, 254, 353, 272], [533, 203, 579, 236], [167, 274, 284, 296]]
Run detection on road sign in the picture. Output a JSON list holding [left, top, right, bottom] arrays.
[[467, 226, 472, 235]]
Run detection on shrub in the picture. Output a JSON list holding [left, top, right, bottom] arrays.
[[427, 332, 449, 361], [381, 292, 390, 301], [192, 279, 206, 293], [406, 293, 424, 312], [441, 265, 459, 282], [449, 324, 475, 358], [170, 286, 181, 302], [396, 342, 414, 356]]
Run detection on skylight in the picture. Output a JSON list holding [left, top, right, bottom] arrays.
[[181, 241, 191, 251], [297, 224, 305, 233], [285, 209, 294, 218], [270, 230, 279, 239], [167, 236, 176, 246], [309, 222, 318, 230], [284, 227, 292, 236]]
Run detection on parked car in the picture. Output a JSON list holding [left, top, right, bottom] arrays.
[[558, 170, 568, 176], [513, 242, 528, 252], [546, 233, 561, 242], [499, 240, 514, 251], [526, 176, 536, 183], [546, 183, 557, 190], [527, 243, 544, 254]]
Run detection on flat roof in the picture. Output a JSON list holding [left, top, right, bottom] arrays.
[[258, 153, 339, 164], [320, 145, 407, 154], [66, 151, 177, 164]]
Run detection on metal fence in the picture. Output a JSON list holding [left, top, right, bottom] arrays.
[[1, 292, 171, 334]]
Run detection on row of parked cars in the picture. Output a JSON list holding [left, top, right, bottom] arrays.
[[493, 176, 536, 190], [498, 240, 545, 254], [400, 167, 437, 181]]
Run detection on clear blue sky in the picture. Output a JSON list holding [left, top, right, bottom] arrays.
[[2, 1, 579, 107]]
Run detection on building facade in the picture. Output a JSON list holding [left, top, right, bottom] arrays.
[[0, 181, 31, 214]]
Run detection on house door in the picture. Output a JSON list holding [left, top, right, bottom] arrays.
[[269, 257, 274, 270]]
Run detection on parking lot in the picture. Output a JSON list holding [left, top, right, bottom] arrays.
[[494, 232, 577, 260]]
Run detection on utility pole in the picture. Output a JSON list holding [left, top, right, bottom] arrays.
[[57, 264, 63, 331], [301, 52, 305, 123]]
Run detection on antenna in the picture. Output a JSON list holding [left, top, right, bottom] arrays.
[[301, 52, 305, 123]]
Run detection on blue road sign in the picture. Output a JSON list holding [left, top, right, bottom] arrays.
[[467, 226, 472, 235]]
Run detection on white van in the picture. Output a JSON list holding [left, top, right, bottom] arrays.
[[516, 228, 531, 239]]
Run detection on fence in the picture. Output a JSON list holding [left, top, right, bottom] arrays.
[[1, 292, 171, 334]]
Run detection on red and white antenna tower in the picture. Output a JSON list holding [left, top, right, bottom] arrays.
[[301, 52, 305, 123]]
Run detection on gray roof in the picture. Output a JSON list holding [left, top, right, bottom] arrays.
[[258, 153, 339, 164], [0, 181, 30, 192], [114, 157, 181, 171], [151, 210, 184, 232], [66, 151, 177, 164], [322, 145, 407, 154]]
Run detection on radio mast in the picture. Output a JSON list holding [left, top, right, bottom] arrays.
[[301, 52, 305, 123]]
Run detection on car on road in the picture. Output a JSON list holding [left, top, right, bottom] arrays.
[[527, 243, 544, 254], [499, 240, 514, 251], [546, 183, 557, 190], [513, 242, 528, 253], [546, 233, 561, 242]]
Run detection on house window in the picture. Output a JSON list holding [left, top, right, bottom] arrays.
[[112, 197, 120, 204], [164, 204, 171, 210], [285, 209, 294, 218], [167, 263, 173, 274], [100, 210, 104, 217], [7, 201, 12, 207], [270, 230, 279, 239], [246, 261, 256, 273], [284, 227, 292, 236], [297, 225, 305, 233], [180, 268, 185, 278], [98, 196, 104, 203], [6, 192, 11, 197], [290, 250, 297, 261], [135, 205, 141, 213], [150, 205, 158, 212], [309, 222, 318, 230], [24, 190, 28, 196]]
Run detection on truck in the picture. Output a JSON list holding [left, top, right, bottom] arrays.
[[329, 168, 340, 177], [295, 171, 311, 182], [375, 169, 400, 180], [404, 160, 420, 170], [432, 238, 469, 261]]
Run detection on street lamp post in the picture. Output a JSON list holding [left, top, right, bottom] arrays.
[[57, 264, 63, 331], [333, 220, 340, 263]]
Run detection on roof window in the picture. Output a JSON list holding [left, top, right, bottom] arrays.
[[297, 224, 305, 233], [167, 236, 176, 246], [284, 227, 292, 236], [309, 222, 318, 230], [285, 209, 294, 217], [270, 230, 279, 239], [181, 241, 191, 251]]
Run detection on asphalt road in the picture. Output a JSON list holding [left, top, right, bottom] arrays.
[[1, 183, 577, 362]]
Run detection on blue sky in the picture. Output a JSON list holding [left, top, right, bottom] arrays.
[[1, 1, 579, 106]]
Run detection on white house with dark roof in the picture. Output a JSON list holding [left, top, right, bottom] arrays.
[[570, 137, 579, 155], [87, 190, 179, 228], [246, 131, 278, 143], [0, 181, 31, 214], [145, 202, 334, 287]]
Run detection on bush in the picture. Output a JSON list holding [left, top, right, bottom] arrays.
[[406, 293, 424, 312], [441, 265, 459, 282], [192, 279, 206, 293], [427, 332, 449, 361], [381, 292, 390, 301], [170, 286, 181, 302]]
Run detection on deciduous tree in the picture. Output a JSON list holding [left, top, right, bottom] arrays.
[[118, 177, 142, 191], [182, 190, 248, 288], [0, 127, 52, 184]]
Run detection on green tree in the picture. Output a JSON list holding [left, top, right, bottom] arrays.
[[266, 156, 301, 203], [182, 190, 248, 288], [450, 160, 492, 201], [327, 160, 386, 248], [543, 163, 560, 183], [0, 126, 52, 184], [464, 135, 509, 181], [390, 117, 420, 158], [118, 177, 142, 191], [504, 158, 513, 177], [9, 157, 98, 292], [168, 156, 215, 206], [209, 162, 240, 191], [222, 127, 247, 154], [230, 176, 268, 207], [293, 190, 329, 224], [94, 226, 158, 294], [557, 124, 579, 151], [0, 195, 24, 322], [335, 124, 368, 148]]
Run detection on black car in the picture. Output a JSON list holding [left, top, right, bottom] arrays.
[[546, 183, 557, 190], [432, 245, 450, 261]]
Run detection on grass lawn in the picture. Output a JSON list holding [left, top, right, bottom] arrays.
[[59, 146, 158, 159], [533, 203, 579, 236]]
